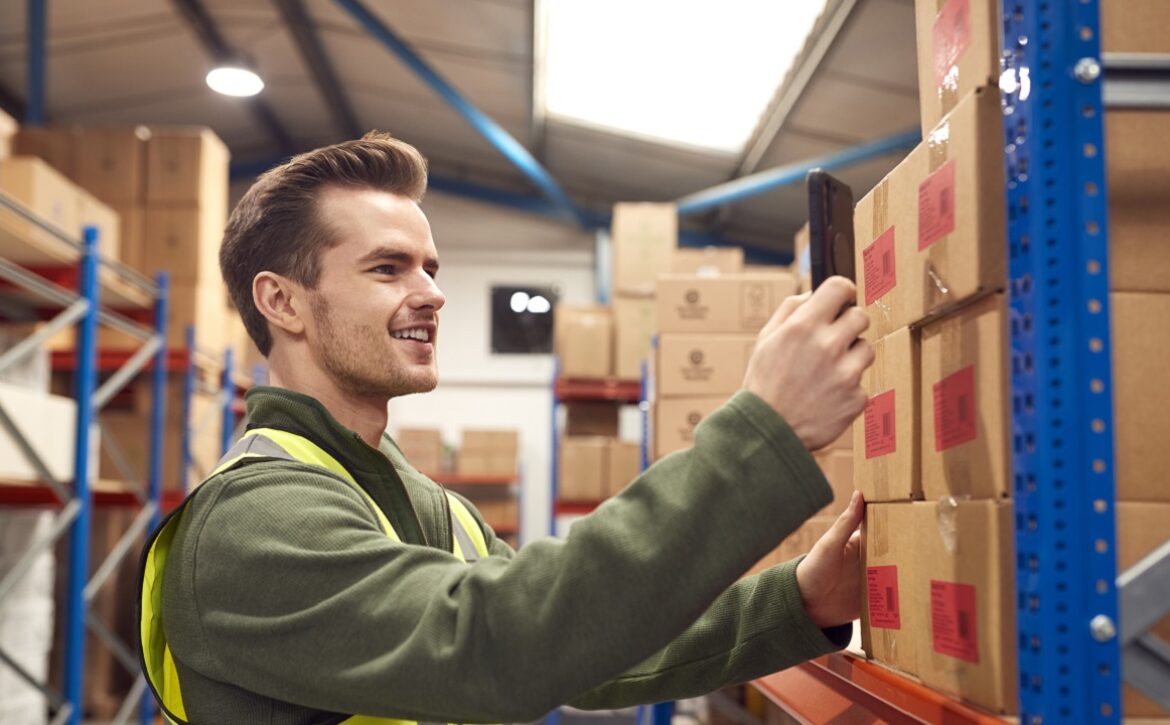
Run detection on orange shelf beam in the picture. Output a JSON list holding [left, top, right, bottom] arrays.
[[554, 500, 601, 516], [554, 377, 641, 403], [754, 653, 1006, 725], [429, 473, 517, 486]]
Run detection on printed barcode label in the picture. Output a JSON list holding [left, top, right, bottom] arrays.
[[864, 390, 897, 459], [933, 365, 977, 451], [933, 0, 971, 87], [931, 580, 979, 663], [867, 566, 901, 629], [918, 159, 957, 250], [862, 226, 897, 305]]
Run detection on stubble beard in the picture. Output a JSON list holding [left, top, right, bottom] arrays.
[[309, 293, 438, 400]]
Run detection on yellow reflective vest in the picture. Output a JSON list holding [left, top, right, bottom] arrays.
[[138, 427, 490, 725]]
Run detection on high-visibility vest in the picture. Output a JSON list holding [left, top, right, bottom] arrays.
[[138, 427, 491, 725]]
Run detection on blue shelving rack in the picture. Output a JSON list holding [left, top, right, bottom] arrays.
[[0, 192, 168, 725]]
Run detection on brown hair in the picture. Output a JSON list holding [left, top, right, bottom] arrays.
[[220, 131, 428, 355]]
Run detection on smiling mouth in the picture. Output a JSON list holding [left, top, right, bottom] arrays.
[[390, 327, 433, 344]]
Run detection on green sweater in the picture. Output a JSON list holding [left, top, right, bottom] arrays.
[[159, 387, 849, 724]]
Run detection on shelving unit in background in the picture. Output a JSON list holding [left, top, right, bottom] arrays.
[[433, 472, 521, 547], [0, 189, 165, 725]]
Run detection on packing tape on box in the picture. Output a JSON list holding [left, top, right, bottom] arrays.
[[870, 504, 891, 557], [934, 0, 963, 120], [936, 495, 963, 554], [924, 122, 955, 311], [869, 179, 896, 326]]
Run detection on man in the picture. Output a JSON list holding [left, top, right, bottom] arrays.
[[138, 132, 874, 724]]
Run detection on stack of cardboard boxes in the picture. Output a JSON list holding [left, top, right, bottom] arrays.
[[856, 0, 1170, 716]]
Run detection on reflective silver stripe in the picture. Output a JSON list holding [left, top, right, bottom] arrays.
[[215, 433, 293, 469], [450, 510, 481, 563]]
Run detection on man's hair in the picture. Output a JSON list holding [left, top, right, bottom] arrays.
[[220, 131, 428, 356]]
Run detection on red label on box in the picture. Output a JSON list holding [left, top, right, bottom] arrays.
[[918, 159, 957, 250], [867, 565, 902, 629], [864, 390, 897, 459], [931, 580, 979, 663], [933, 0, 971, 86], [933, 365, 977, 451], [862, 226, 896, 305]]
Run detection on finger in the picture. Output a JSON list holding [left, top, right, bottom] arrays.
[[840, 338, 876, 386], [791, 277, 856, 326], [761, 292, 810, 337], [820, 491, 864, 550], [827, 306, 870, 351]]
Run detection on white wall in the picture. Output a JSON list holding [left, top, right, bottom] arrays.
[[388, 192, 598, 544]]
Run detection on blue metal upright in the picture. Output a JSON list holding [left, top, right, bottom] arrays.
[[63, 227, 100, 725], [181, 325, 196, 492], [221, 346, 235, 454], [25, 0, 46, 125], [1003, 1, 1121, 721]]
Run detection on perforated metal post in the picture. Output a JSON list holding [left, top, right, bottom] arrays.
[[1003, 1, 1121, 720]]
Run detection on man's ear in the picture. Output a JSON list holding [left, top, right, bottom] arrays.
[[253, 272, 306, 337]]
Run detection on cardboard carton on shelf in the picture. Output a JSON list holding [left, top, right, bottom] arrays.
[[655, 333, 756, 398], [0, 156, 82, 256], [1106, 111, 1170, 294], [0, 382, 91, 484], [606, 439, 641, 498], [611, 202, 677, 296], [1111, 292, 1170, 502], [559, 436, 607, 501], [669, 246, 744, 276], [863, 499, 1017, 715], [98, 403, 221, 489], [396, 428, 444, 474], [111, 203, 146, 271], [813, 449, 854, 518], [913, 0, 998, 134], [72, 126, 151, 205], [919, 293, 1008, 501], [457, 429, 518, 478], [653, 395, 729, 460], [612, 295, 656, 381], [76, 188, 120, 261], [142, 199, 228, 284], [793, 222, 811, 294], [12, 126, 75, 178], [854, 326, 920, 502], [146, 127, 230, 207], [1102, 0, 1170, 54], [656, 272, 797, 334], [554, 304, 613, 379], [564, 401, 620, 437], [855, 87, 1005, 337]]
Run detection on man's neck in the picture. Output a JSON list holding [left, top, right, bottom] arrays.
[[266, 355, 389, 448]]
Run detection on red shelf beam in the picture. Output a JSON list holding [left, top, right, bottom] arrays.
[[554, 377, 641, 403], [0, 483, 186, 511], [428, 473, 516, 486], [754, 653, 1005, 725], [554, 500, 601, 516]]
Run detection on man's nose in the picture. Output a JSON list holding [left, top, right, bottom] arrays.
[[411, 271, 445, 311]]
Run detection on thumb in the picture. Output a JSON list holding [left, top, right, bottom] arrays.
[[817, 491, 864, 552]]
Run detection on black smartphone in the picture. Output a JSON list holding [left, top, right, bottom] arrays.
[[807, 169, 856, 290]]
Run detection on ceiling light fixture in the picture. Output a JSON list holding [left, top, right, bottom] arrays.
[[206, 62, 264, 97]]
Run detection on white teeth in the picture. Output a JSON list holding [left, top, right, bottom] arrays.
[[393, 328, 430, 342]]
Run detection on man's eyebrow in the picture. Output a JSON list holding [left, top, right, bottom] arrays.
[[356, 246, 440, 271]]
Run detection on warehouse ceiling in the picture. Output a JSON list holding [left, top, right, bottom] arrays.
[[0, 0, 920, 258]]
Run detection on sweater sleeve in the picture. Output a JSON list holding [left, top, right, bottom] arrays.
[[167, 391, 835, 723]]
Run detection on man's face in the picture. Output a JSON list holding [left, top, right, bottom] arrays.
[[304, 186, 445, 399]]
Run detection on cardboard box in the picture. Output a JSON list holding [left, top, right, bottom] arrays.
[[112, 204, 146, 272], [554, 305, 613, 379], [670, 246, 744, 275], [611, 202, 677, 296], [1102, 0, 1170, 54], [793, 223, 811, 294], [98, 406, 221, 488], [1116, 503, 1170, 716], [914, 0, 998, 134], [920, 294, 1008, 501], [656, 273, 797, 334], [613, 295, 656, 381], [457, 429, 518, 477], [656, 333, 755, 398], [146, 127, 230, 206], [73, 126, 150, 204], [474, 496, 519, 531], [559, 436, 607, 501], [854, 327, 920, 502], [564, 402, 620, 437], [1107, 112, 1170, 294], [855, 87, 1005, 338], [395, 427, 443, 474], [76, 188, 120, 261], [813, 449, 854, 517], [142, 203, 226, 283], [0, 383, 85, 483], [748, 516, 836, 577], [1111, 292, 1170, 502], [653, 396, 728, 460], [863, 499, 1017, 714], [606, 439, 641, 498], [12, 127, 75, 178], [0, 156, 82, 253]]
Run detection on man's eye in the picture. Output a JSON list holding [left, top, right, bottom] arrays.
[[371, 265, 397, 275]]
